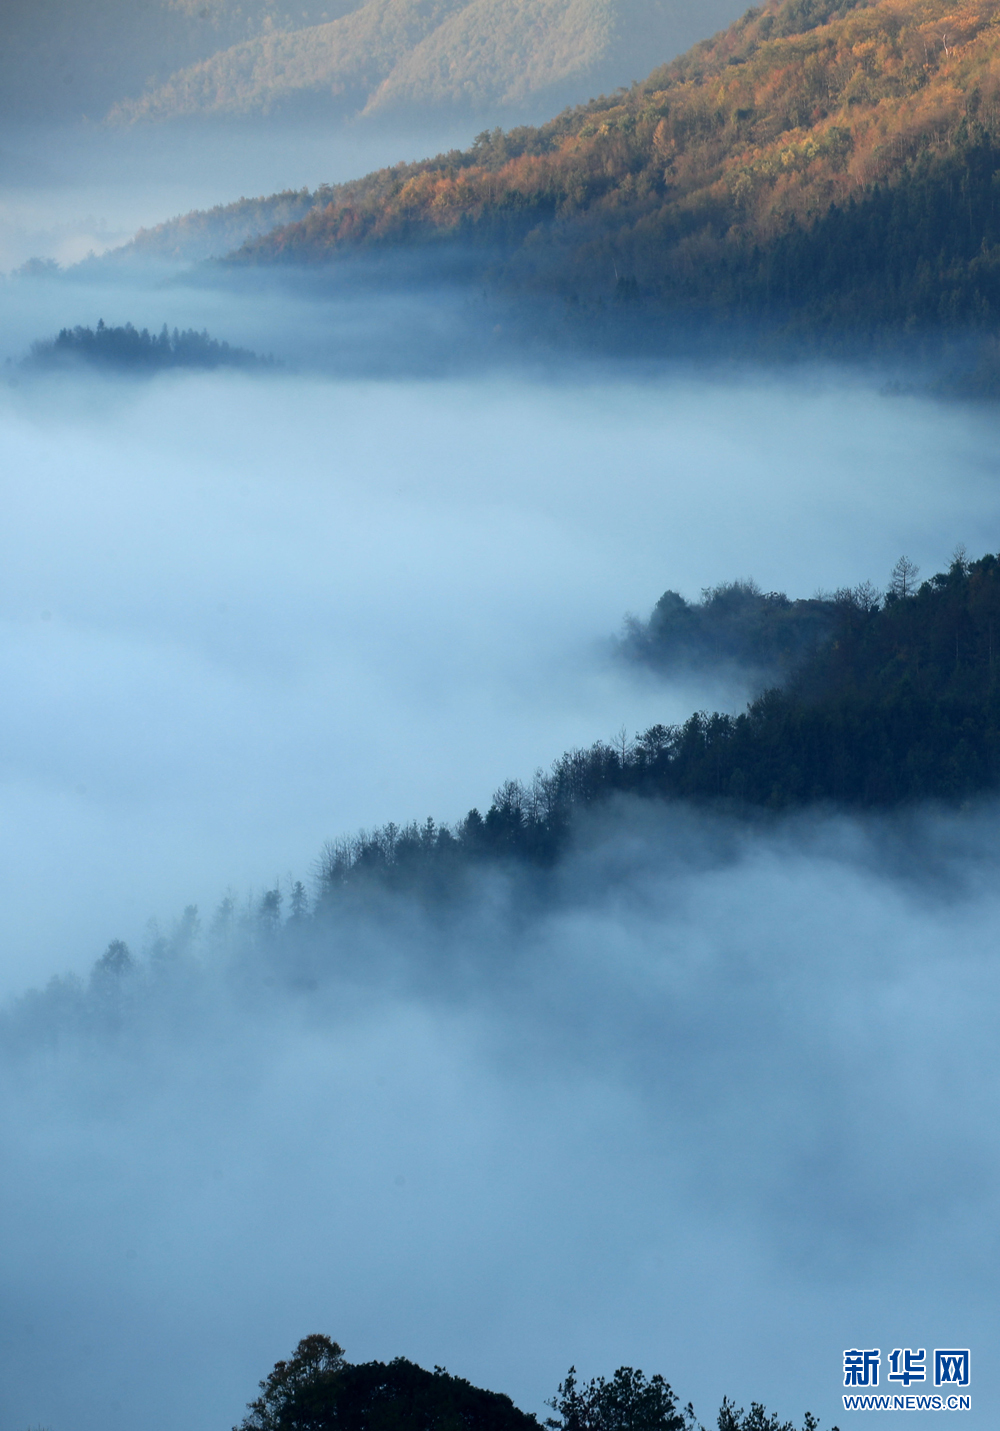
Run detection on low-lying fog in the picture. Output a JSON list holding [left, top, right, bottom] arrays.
[[1, 258, 999, 1431], [3, 801, 999, 1431]]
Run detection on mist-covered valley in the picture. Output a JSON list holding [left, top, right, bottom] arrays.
[[2, 260, 1000, 1429], [5, 3, 1000, 1425], [5, 285, 1000, 988]]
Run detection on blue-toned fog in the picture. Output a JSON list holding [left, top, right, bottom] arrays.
[[1, 252, 1000, 1431]]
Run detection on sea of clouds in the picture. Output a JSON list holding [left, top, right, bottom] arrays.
[[0, 243, 999, 1431]]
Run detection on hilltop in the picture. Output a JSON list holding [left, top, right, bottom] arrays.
[[11, 0, 727, 127], [222, 0, 1000, 337]]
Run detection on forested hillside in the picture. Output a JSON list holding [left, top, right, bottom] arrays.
[[113, 188, 330, 264], [311, 547, 1000, 902], [228, 0, 1000, 336], [19, 528, 992, 1003]]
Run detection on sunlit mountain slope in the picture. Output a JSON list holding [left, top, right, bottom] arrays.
[[107, 0, 744, 124], [228, 0, 1000, 332]]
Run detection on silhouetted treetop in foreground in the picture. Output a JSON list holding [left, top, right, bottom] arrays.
[[235, 1339, 833, 1431], [25, 320, 273, 373], [717, 1404, 823, 1431], [240, 1337, 348, 1431], [236, 1337, 541, 1431], [545, 1365, 695, 1431]]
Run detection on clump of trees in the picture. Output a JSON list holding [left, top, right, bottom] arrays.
[[234, 1337, 832, 1431], [620, 580, 840, 685], [544, 1366, 697, 1431], [26, 320, 272, 373]]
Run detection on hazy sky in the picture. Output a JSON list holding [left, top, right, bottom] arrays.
[[1, 206, 1000, 1431]]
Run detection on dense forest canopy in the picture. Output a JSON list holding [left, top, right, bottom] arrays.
[[221, 0, 1000, 336]]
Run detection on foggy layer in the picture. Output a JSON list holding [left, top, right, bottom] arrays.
[[2, 341, 1000, 997], [2, 798, 998, 1431], [2, 246, 1000, 1431]]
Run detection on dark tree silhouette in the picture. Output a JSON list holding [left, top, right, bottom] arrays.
[[236, 1339, 541, 1431], [545, 1366, 695, 1431], [237, 1344, 833, 1431], [239, 1335, 347, 1431], [91, 939, 133, 980]]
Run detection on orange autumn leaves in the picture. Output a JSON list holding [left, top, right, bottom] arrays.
[[236, 0, 1000, 292]]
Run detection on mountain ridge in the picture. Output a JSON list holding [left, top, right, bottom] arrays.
[[106, 0, 744, 125], [0, 0, 347, 123]]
